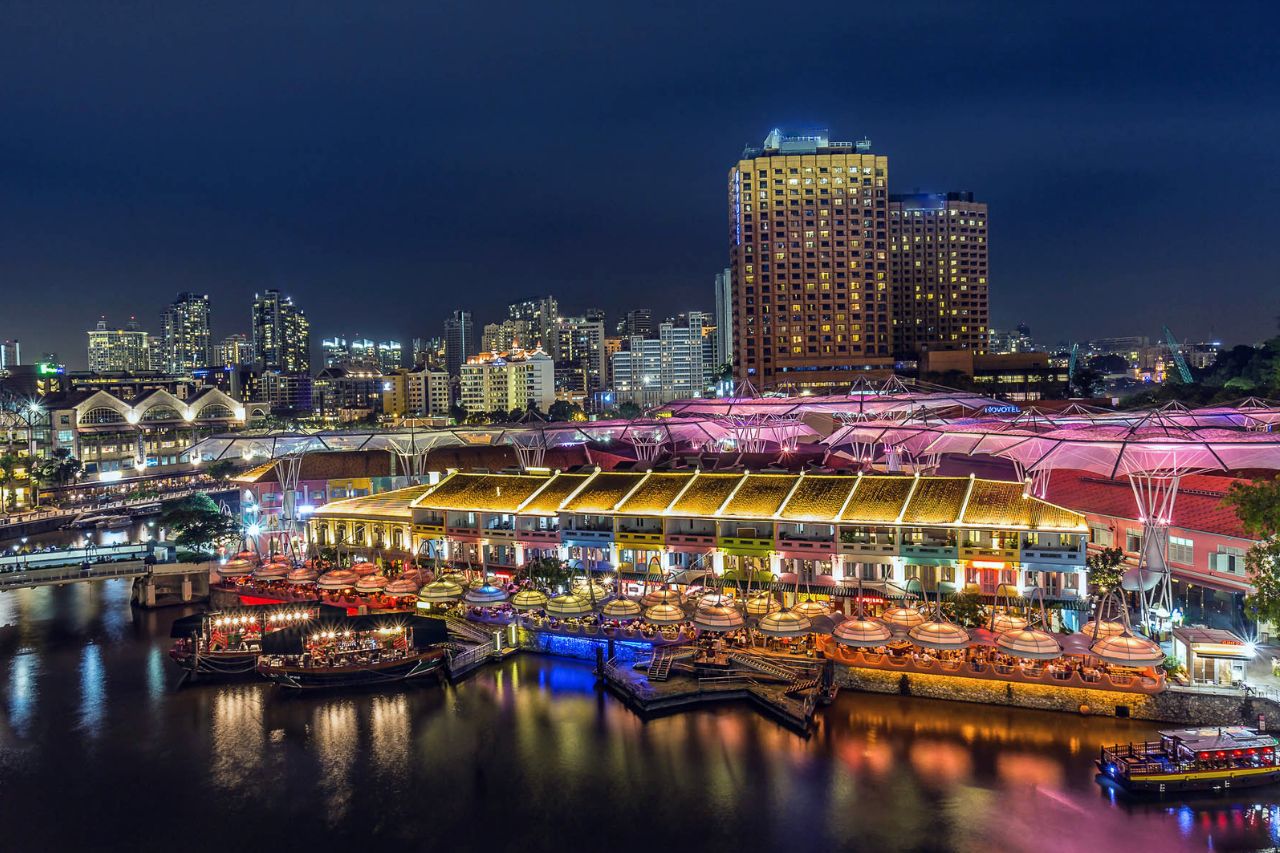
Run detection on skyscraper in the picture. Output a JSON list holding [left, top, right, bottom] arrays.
[[889, 192, 989, 358], [322, 337, 351, 368], [729, 128, 891, 391], [616, 308, 653, 339], [87, 318, 154, 372], [0, 339, 19, 373], [160, 292, 211, 373], [252, 290, 310, 373], [713, 267, 732, 369], [376, 340, 403, 373], [444, 310, 473, 377], [507, 297, 558, 353], [556, 315, 605, 398]]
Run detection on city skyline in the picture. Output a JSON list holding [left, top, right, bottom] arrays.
[[4, 4, 1278, 366]]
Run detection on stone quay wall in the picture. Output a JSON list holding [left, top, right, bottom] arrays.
[[835, 664, 1280, 728]]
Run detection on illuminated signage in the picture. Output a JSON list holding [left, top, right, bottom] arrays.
[[983, 404, 1021, 415]]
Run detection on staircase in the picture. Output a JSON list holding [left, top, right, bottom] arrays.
[[647, 647, 675, 681], [445, 616, 494, 645], [728, 653, 801, 683]]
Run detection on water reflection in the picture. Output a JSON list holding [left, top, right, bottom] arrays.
[[0, 582, 1275, 851]]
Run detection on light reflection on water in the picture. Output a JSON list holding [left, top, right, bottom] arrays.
[[0, 581, 1275, 851]]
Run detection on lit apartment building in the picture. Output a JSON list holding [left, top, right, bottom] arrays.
[[251, 290, 310, 373], [212, 334, 253, 368], [87, 318, 155, 373], [376, 341, 403, 373], [508, 297, 559, 352], [481, 319, 528, 354], [160, 292, 212, 372], [730, 128, 892, 392], [555, 315, 605, 399], [610, 312, 709, 406], [382, 367, 451, 418], [889, 192, 989, 358], [459, 346, 555, 414]]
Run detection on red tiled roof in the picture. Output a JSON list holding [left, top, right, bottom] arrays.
[[1045, 470, 1254, 540]]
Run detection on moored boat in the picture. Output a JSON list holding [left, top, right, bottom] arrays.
[[1098, 727, 1280, 793], [168, 606, 317, 681], [256, 613, 449, 689]]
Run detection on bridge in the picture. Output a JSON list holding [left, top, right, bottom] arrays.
[[0, 542, 209, 606]]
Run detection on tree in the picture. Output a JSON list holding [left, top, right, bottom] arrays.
[[160, 493, 243, 558], [616, 401, 643, 420], [1070, 367, 1103, 398], [30, 448, 82, 508], [521, 555, 570, 590], [547, 400, 583, 422], [204, 459, 238, 480], [1225, 478, 1280, 627], [0, 451, 19, 513], [1086, 547, 1126, 595], [943, 591, 985, 628]]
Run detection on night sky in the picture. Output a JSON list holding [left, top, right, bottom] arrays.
[[4, 2, 1279, 368]]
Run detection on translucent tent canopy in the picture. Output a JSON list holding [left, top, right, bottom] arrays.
[[355, 574, 389, 592], [995, 627, 1063, 660], [693, 605, 746, 632], [643, 602, 687, 625], [881, 605, 927, 631], [755, 609, 813, 638], [744, 594, 780, 617], [218, 559, 254, 577], [253, 564, 288, 580], [351, 562, 378, 577], [792, 600, 832, 620], [286, 567, 319, 584], [601, 598, 643, 619], [641, 588, 686, 608], [384, 578, 420, 595], [990, 612, 1028, 633], [908, 620, 970, 650], [832, 617, 893, 647], [1081, 619, 1126, 640], [546, 594, 593, 617], [418, 578, 464, 602], [1089, 632, 1165, 666], [316, 569, 359, 590], [464, 584, 510, 604], [511, 589, 550, 610]]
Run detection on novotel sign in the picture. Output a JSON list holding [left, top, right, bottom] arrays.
[[983, 404, 1022, 415]]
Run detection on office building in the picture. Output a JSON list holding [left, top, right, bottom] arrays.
[[444, 310, 473, 377], [349, 338, 377, 369], [508, 297, 559, 352], [212, 334, 253, 368], [610, 312, 708, 406], [713, 267, 732, 370], [729, 128, 891, 392], [459, 346, 555, 414], [555, 315, 606, 399], [252, 290, 310, 373], [87, 317, 155, 373], [160, 292, 212, 373], [322, 337, 351, 368], [313, 366, 384, 418], [258, 371, 313, 415], [376, 341, 403, 373], [0, 339, 19, 374], [616, 309, 653, 339], [889, 192, 989, 358]]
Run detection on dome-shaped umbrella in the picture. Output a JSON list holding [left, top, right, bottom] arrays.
[[1082, 619, 1126, 640], [351, 561, 378, 577], [286, 567, 318, 585], [417, 578, 464, 602], [832, 617, 893, 647], [696, 592, 735, 608], [253, 563, 288, 580], [643, 602, 687, 626], [693, 604, 745, 633], [546, 594, 593, 617], [744, 594, 780, 617], [996, 627, 1063, 660], [572, 580, 609, 602], [990, 612, 1029, 633], [755, 609, 813, 638], [881, 605, 926, 631], [398, 568, 429, 586], [355, 574, 388, 593], [511, 589, 550, 611], [908, 620, 970, 650], [233, 550, 258, 562], [601, 598, 642, 619], [464, 583, 510, 604], [1089, 631, 1165, 666], [439, 571, 468, 584], [384, 578, 420, 596], [641, 588, 685, 607], [995, 583, 1021, 598], [317, 569, 359, 590], [217, 558, 254, 577], [793, 599, 831, 620]]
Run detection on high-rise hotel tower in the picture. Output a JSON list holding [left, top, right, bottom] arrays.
[[729, 128, 892, 391]]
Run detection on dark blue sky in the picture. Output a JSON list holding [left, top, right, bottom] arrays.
[[3, 2, 1279, 367]]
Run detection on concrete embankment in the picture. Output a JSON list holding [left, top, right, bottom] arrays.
[[835, 665, 1280, 727]]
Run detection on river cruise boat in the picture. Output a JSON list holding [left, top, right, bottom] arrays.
[[256, 613, 448, 689], [169, 606, 318, 681], [1098, 727, 1280, 793]]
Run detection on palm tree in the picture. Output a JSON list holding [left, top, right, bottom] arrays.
[[0, 450, 20, 514]]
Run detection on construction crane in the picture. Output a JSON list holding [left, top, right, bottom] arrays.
[[1162, 325, 1193, 384]]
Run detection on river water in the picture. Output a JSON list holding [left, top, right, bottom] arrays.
[[0, 581, 1275, 853]]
